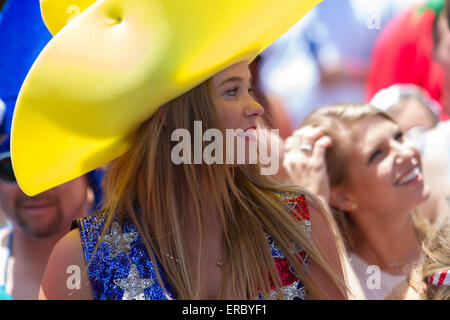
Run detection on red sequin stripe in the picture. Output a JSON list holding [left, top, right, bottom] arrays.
[[269, 251, 307, 290], [260, 193, 310, 295], [286, 194, 310, 221]]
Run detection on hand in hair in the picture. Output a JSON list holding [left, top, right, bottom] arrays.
[[283, 126, 332, 202]]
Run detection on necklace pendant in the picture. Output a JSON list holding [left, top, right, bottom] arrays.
[[216, 259, 224, 267]]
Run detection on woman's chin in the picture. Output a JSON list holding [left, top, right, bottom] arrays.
[[410, 181, 431, 207]]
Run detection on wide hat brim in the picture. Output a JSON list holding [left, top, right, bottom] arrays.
[[11, 0, 321, 196]]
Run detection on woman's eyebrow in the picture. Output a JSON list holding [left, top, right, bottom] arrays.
[[219, 76, 244, 86]]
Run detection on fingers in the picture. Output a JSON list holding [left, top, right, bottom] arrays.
[[285, 126, 332, 156], [293, 126, 325, 147], [282, 127, 332, 201], [312, 135, 332, 160], [284, 136, 295, 151]]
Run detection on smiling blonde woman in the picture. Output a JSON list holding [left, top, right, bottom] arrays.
[[284, 103, 431, 299]]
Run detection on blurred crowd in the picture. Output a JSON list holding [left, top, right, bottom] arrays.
[[263, 0, 450, 300], [0, 0, 449, 300]]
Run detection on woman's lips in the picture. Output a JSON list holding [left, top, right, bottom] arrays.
[[243, 126, 257, 142], [395, 166, 422, 186]]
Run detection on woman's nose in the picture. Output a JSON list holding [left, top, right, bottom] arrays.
[[245, 97, 264, 119], [393, 142, 416, 165]]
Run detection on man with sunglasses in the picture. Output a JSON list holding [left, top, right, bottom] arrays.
[[0, 136, 97, 299]]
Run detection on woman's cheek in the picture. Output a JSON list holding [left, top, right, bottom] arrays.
[[223, 106, 242, 129], [375, 160, 394, 187]]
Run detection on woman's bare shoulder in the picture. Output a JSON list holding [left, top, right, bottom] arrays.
[[303, 194, 348, 299], [39, 228, 94, 300]]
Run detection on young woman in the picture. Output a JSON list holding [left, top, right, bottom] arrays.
[[10, 0, 349, 300], [38, 62, 347, 300], [283, 104, 431, 299]]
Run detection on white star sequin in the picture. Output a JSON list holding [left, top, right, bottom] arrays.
[[114, 264, 155, 300], [270, 281, 306, 300], [101, 221, 138, 259]]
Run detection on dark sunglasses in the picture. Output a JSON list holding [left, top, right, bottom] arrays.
[[0, 152, 16, 183]]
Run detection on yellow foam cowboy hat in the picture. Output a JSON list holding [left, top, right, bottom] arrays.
[[11, 0, 321, 196]]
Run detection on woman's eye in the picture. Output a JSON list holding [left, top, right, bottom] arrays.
[[368, 149, 382, 164], [394, 131, 404, 141], [225, 87, 239, 96], [248, 86, 257, 97]]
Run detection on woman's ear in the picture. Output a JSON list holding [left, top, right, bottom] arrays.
[[87, 186, 94, 211], [329, 185, 357, 212]]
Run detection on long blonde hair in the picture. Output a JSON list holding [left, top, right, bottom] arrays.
[[408, 214, 450, 300], [100, 80, 347, 299], [299, 103, 425, 250]]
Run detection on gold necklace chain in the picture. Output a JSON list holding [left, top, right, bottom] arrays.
[[163, 252, 224, 267]]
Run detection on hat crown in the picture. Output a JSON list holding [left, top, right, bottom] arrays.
[[12, 0, 322, 195]]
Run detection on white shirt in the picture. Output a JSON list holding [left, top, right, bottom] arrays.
[[348, 252, 406, 300]]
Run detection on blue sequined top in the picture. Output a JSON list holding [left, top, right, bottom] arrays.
[[72, 192, 311, 300]]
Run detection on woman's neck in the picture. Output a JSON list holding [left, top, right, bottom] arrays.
[[350, 208, 421, 275], [183, 196, 229, 299]]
